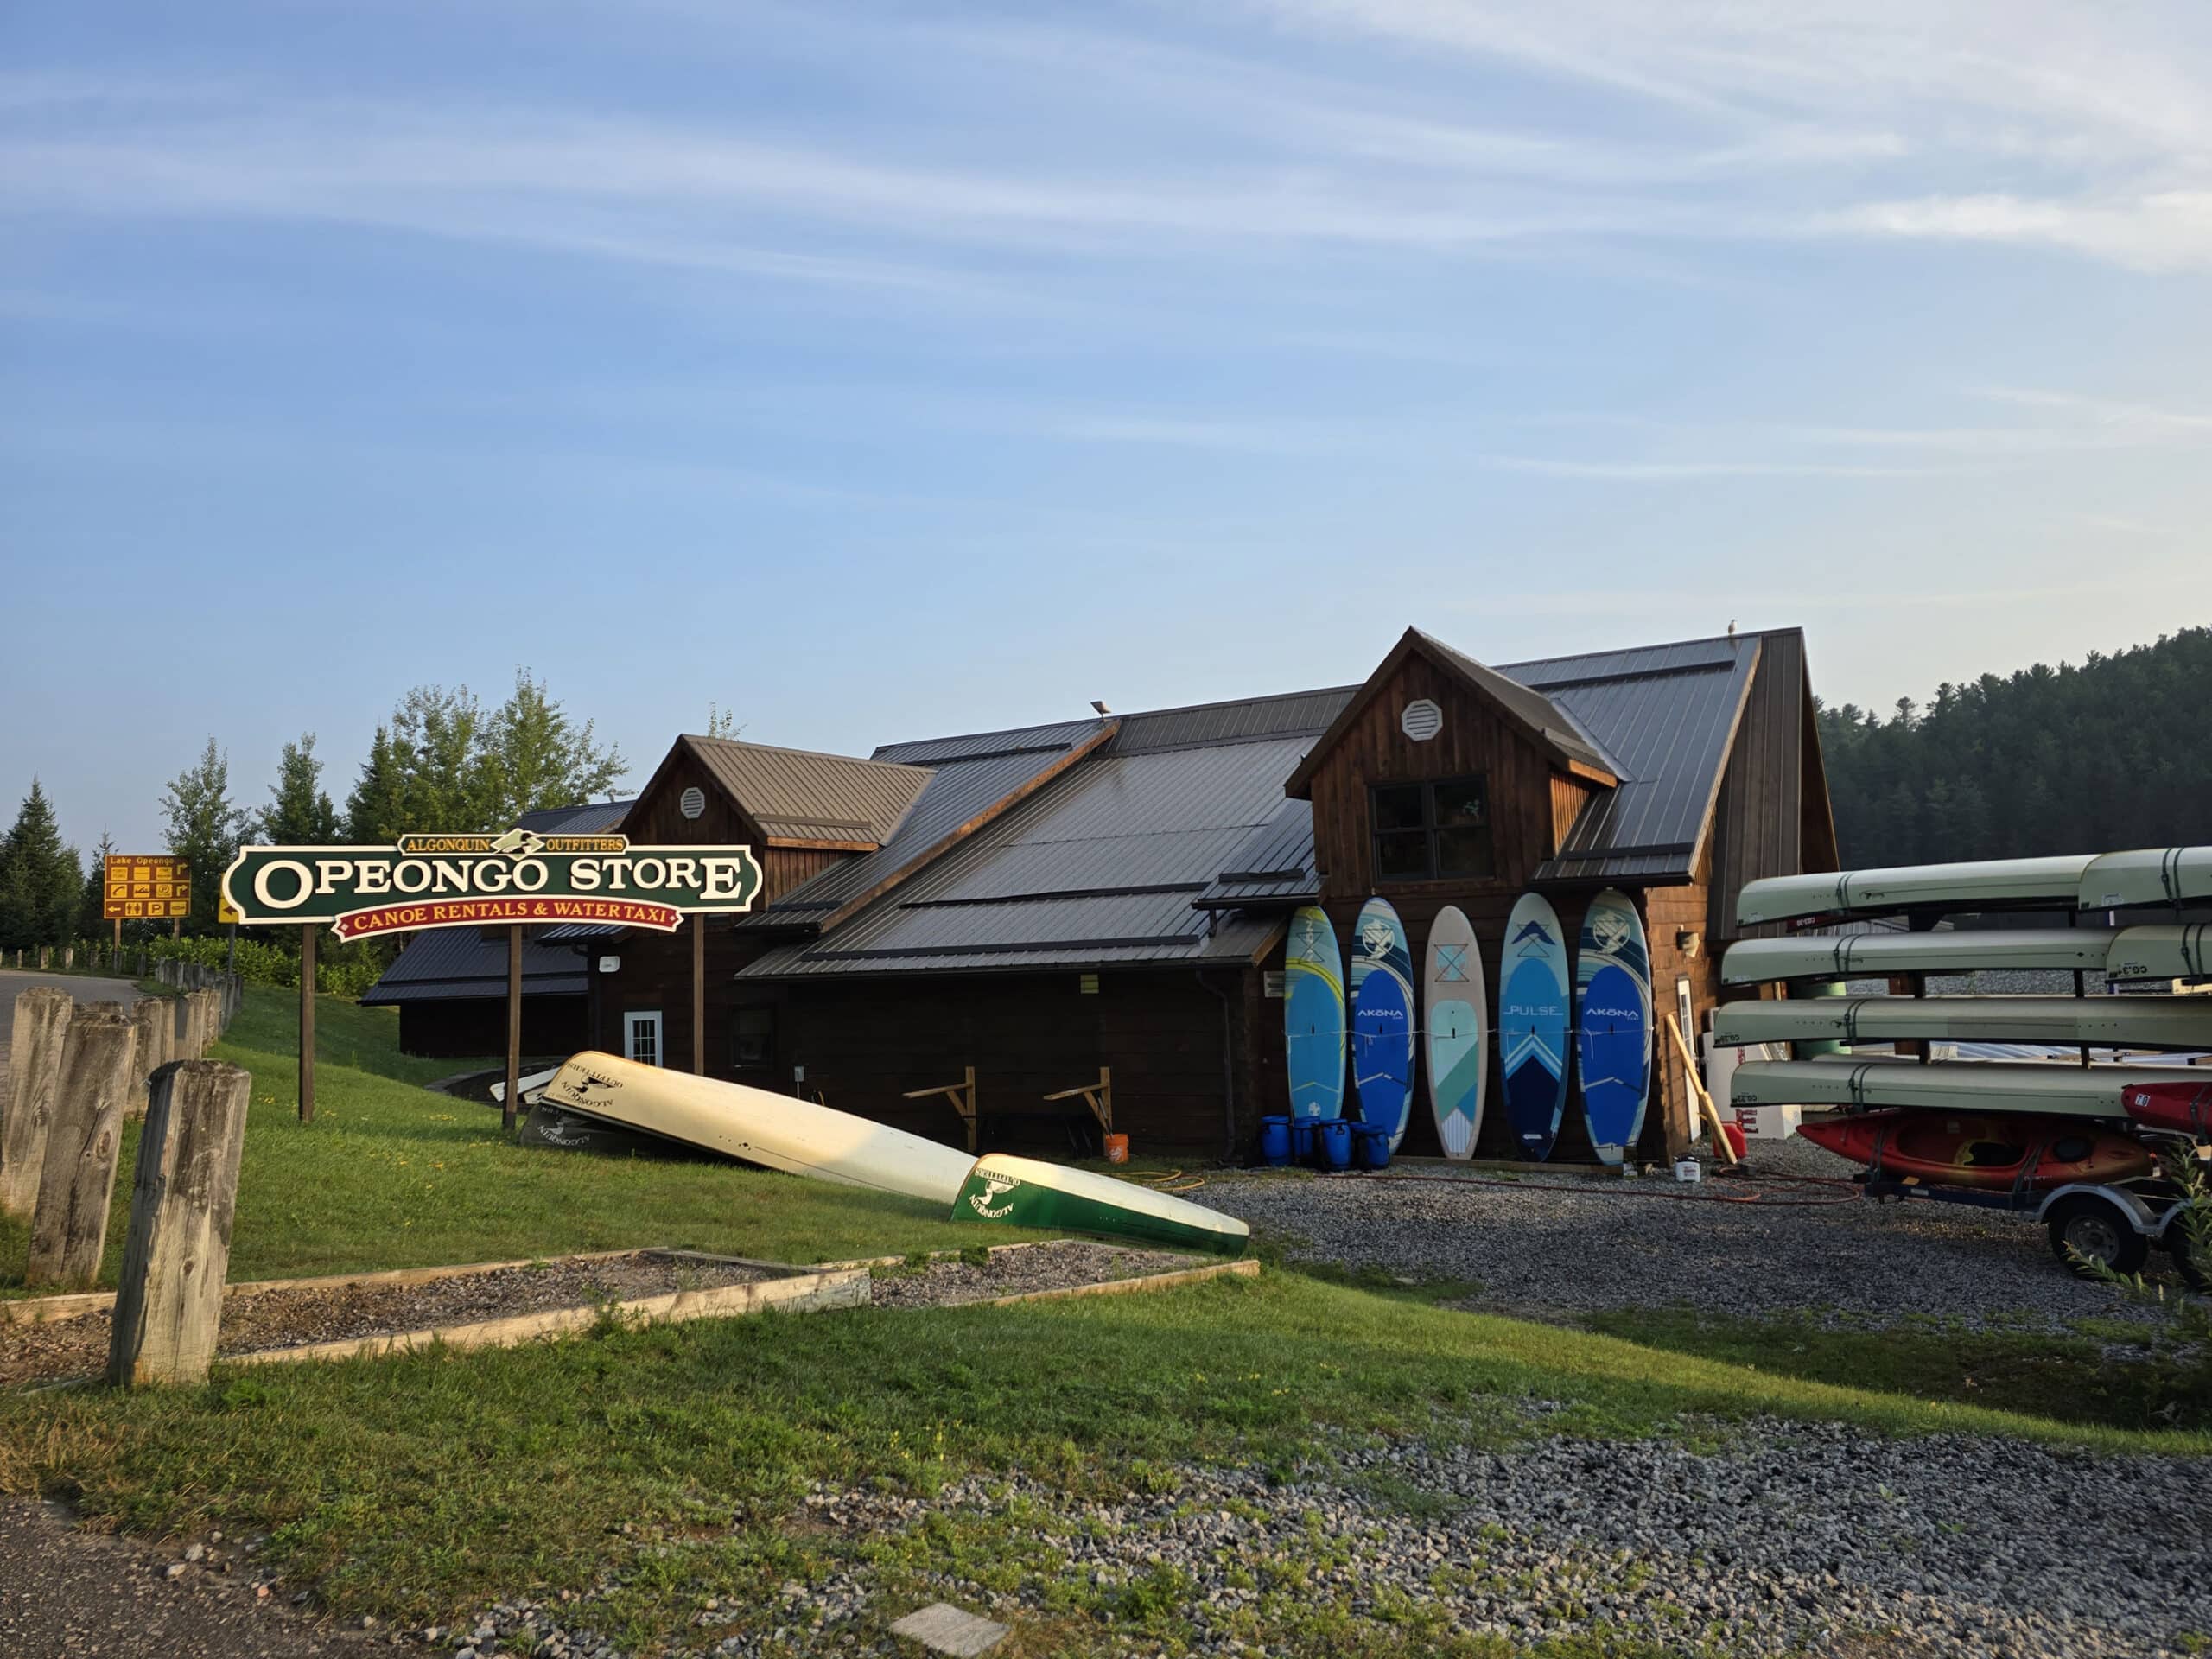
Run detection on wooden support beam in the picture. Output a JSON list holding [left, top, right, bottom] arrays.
[[1042, 1066, 1115, 1136], [504, 924, 523, 1135], [107, 1060, 251, 1388], [903, 1066, 977, 1154], [691, 915, 706, 1076], [1662, 1011, 1742, 1169], [25, 1005, 136, 1290], [298, 925, 316, 1122]]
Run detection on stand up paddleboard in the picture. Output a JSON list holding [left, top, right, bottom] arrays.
[[1498, 893, 1570, 1160], [1575, 887, 1650, 1166], [1424, 905, 1486, 1160], [1284, 906, 1346, 1121], [1350, 896, 1415, 1149]]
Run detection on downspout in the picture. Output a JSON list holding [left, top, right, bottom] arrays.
[[1197, 969, 1238, 1165]]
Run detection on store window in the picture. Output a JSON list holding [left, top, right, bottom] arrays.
[[732, 1007, 775, 1070], [1369, 775, 1493, 880]]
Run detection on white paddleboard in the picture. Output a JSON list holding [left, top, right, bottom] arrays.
[[1424, 905, 1487, 1160]]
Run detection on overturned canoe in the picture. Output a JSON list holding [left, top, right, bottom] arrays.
[[1713, 995, 2212, 1051], [1731, 1056, 2212, 1119], [1720, 928, 2120, 984], [2081, 848, 2212, 911], [538, 1052, 976, 1202], [2108, 925, 2212, 981], [952, 1155, 1250, 1255], [1736, 856, 2095, 928]]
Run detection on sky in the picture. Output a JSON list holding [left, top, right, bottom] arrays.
[[3, 0, 2209, 855]]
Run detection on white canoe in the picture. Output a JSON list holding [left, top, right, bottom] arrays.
[[538, 1052, 977, 1203], [2080, 848, 2212, 911], [1720, 928, 2120, 984], [950, 1154, 1250, 1255], [2108, 925, 2212, 980], [1736, 856, 2095, 928], [1713, 995, 2212, 1051], [1730, 1056, 2212, 1119]]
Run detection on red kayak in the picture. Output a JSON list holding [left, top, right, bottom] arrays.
[[1799, 1109, 2154, 1192], [2124, 1080, 2212, 1137]]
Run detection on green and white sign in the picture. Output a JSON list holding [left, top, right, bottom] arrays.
[[220, 827, 761, 940]]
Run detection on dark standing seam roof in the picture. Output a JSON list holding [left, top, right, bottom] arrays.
[[1503, 634, 1763, 884], [1416, 632, 1621, 776], [360, 925, 588, 1004], [518, 798, 634, 834], [738, 693, 1341, 978], [1192, 798, 1320, 911], [685, 736, 932, 844]]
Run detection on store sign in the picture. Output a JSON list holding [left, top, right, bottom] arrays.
[[104, 855, 191, 920], [220, 828, 761, 941]]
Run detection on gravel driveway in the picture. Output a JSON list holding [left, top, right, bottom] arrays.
[[1206, 1139, 2187, 1332]]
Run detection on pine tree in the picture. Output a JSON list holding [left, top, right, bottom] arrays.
[[260, 734, 340, 844], [160, 739, 246, 934], [346, 725, 410, 842], [391, 684, 494, 832], [480, 669, 627, 824], [78, 830, 116, 938], [0, 780, 84, 949]]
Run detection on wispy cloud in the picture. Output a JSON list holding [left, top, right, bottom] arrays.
[[1478, 454, 1987, 481]]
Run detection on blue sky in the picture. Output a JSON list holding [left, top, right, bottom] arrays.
[[4, 0, 2209, 855]]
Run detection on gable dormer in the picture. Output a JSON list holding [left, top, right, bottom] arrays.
[[1283, 628, 1618, 899]]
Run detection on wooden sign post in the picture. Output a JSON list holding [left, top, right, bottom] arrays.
[[505, 925, 523, 1134], [691, 915, 707, 1075], [299, 924, 316, 1122]]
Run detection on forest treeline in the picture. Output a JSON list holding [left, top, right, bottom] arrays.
[[1817, 626, 2211, 867]]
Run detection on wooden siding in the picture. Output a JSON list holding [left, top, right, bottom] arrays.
[[1644, 841, 1720, 1159], [1306, 651, 1570, 903], [1707, 632, 1809, 943], [622, 743, 760, 847]]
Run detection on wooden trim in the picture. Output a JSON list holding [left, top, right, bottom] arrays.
[[630, 735, 772, 847], [985, 1256, 1259, 1306], [1565, 759, 1620, 786], [1682, 636, 1763, 877], [816, 720, 1122, 931], [1246, 920, 1289, 965], [762, 836, 881, 854]]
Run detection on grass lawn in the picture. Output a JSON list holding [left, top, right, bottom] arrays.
[[4, 985, 2209, 1655], [2, 985, 1058, 1294]]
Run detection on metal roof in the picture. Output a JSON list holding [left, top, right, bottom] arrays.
[[1502, 632, 1765, 886], [518, 798, 634, 834], [686, 736, 931, 845], [1416, 632, 1620, 776], [873, 717, 1108, 767], [360, 926, 588, 1005], [1192, 798, 1320, 911], [741, 698, 1333, 979]]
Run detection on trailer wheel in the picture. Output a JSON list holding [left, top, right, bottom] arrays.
[[2046, 1196, 2148, 1278], [2167, 1215, 2209, 1293]]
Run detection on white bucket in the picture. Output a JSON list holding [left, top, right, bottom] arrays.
[[1673, 1158, 1702, 1184]]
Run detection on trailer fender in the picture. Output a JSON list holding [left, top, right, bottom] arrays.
[[2033, 1183, 2159, 1235]]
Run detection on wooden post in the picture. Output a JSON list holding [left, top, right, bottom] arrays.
[[0, 987, 74, 1219], [504, 924, 522, 1134], [131, 995, 171, 1107], [25, 1004, 136, 1290], [299, 925, 315, 1122], [106, 1060, 251, 1389], [691, 915, 706, 1076], [112, 917, 122, 957]]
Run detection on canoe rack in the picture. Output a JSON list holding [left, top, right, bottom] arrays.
[[1043, 1066, 1114, 1137], [903, 1066, 977, 1154]]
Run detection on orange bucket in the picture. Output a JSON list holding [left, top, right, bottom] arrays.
[[1102, 1133, 1130, 1165]]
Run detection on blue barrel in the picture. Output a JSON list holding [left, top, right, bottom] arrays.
[[1352, 1124, 1393, 1170], [1289, 1118, 1317, 1163], [1318, 1118, 1353, 1170], [1257, 1116, 1292, 1166]]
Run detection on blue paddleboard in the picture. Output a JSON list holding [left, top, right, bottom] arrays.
[[1424, 905, 1486, 1160], [1284, 906, 1345, 1121], [1576, 887, 1651, 1166], [1350, 896, 1415, 1150], [1498, 892, 1570, 1160]]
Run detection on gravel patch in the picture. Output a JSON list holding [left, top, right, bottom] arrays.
[[1206, 1138, 2195, 1332], [469, 1407, 2203, 1659], [864, 1242, 1203, 1310], [0, 1255, 779, 1387]]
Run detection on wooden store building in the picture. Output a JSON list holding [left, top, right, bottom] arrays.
[[369, 626, 1836, 1161]]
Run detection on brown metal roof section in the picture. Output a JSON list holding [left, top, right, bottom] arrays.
[[638, 734, 934, 850], [1283, 626, 1620, 799]]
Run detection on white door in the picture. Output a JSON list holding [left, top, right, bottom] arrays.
[[623, 1010, 664, 1067]]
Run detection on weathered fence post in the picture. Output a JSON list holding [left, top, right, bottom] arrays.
[[25, 1005, 137, 1290], [106, 1061, 252, 1389], [171, 991, 194, 1060], [198, 989, 222, 1053], [131, 995, 172, 1104], [1, 987, 74, 1219]]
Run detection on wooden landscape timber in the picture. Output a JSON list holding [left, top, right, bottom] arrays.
[[106, 1060, 252, 1388], [0, 987, 73, 1220], [23, 1004, 137, 1290], [983, 1255, 1259, 1306], [130, 994, 172, 1098]]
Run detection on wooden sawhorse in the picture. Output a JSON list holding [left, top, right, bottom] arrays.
[[1042, 1066, 1113, 1141]]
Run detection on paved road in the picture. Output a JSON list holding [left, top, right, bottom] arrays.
[[0, 1499, 367, 1659], [0, 970, 146, 1049]]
